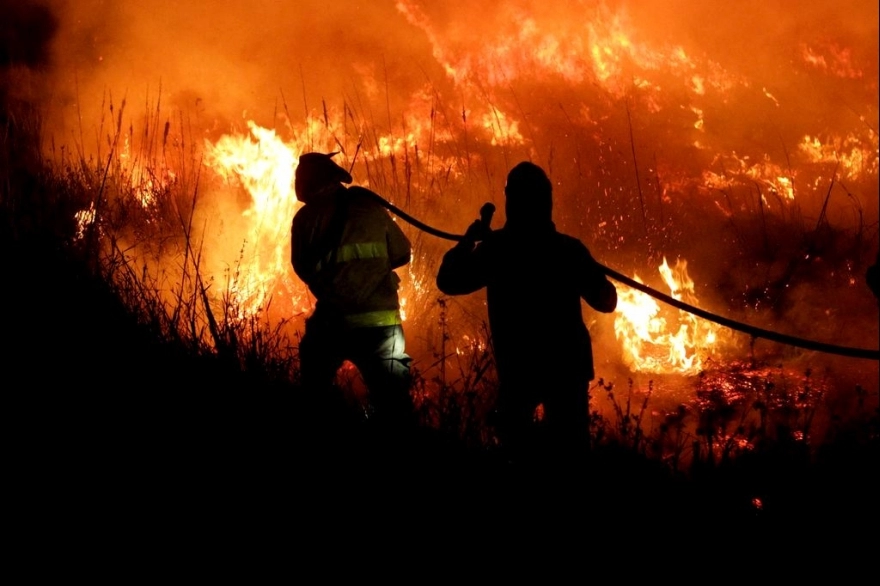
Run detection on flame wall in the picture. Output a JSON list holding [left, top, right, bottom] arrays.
[[9, 0, 879, 383]]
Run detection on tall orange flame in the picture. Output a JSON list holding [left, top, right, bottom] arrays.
[[614, 257, 724, 375]]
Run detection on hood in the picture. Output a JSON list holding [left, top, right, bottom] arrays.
[[295, 152, 353, 204]]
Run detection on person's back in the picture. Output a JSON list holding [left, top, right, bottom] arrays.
[[291, 152, 414, 439], [471, 226, 612, 383], [293, 184, 410, 319], [437, 161, 616, 467]]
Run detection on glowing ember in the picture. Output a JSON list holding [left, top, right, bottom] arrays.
[[74, 202, 96, 241], [116, 134, 177, 209], [614, 257, 723, 375], [799, 134, 878, 179]]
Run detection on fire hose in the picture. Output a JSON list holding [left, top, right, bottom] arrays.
[[364, 192, 880, 362]]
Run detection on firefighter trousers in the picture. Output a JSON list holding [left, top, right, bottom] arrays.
[[299, 312, 414, 426]]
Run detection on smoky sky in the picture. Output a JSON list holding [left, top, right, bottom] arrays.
[[41, 0, 442, 134], [8, 0, 877, 369], [36, 1, 877, 134], [33, 0, 879, 258], [1, 0, 58, 69], [1, 0, 59, 114], [15, 0, 879, 242]]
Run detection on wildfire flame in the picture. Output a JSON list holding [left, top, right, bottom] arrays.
[[199, 117, 431, 321], [614, 257, 723, 375], [53, 0, 877, 383], [203, 121, 308, 319]]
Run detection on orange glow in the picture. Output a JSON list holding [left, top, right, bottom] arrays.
[[614, 258, 724, 375], [46, 0, 877, 384], [74, 202, 96, 241], [702, 152, 797, 201], [800, 41, 864, 79], [201, 119, 426, 322], [799, 134, 879, 179], [203, 121, 307, 319]]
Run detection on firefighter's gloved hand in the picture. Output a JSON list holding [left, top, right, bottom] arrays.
[[462, 218, 491, 244]]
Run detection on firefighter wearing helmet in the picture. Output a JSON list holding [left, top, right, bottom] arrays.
[[291, 152, 415, 431]]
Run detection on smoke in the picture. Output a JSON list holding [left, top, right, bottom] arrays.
[[1, 0, 59, 107], [1, 0, 59, 196], [1, 0, 58, 69], [41, 0, 441, 140], [22, 1, 880, 373], [39, 1, 878, 174]]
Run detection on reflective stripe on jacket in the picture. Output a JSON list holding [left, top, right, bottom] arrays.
[[291, 185, 411, 327], [315, 241, 388, 273]]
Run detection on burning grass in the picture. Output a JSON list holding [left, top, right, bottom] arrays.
[[4, 76, 879, 527]]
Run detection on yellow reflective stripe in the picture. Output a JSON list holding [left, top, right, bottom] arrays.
[[335, 241, 388, 262], [343, 309, 402, 328], [315, 241, 388, 272]]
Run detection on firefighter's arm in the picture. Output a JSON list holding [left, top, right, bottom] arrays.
[[587, 276, 618, 313], [578, 245, 617, 313], [436, 236, 487, 295]]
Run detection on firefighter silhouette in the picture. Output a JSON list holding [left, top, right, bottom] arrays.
[[437, 161, 617, 468], [291, 152, 415, 432]]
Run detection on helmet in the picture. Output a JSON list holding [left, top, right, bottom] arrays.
[[295, 152, 353, 201]]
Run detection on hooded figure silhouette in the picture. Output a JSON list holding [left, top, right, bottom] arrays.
[[437, 161, 617, 469]]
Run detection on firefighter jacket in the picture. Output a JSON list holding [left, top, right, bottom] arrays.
[[436, 221, 617, 382], [291, 185, 411, 328]]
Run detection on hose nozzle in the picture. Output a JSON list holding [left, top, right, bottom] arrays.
[[480, 203, 496, 229]]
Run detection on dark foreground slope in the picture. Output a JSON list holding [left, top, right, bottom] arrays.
[[2, 175, 877, 565], [5, 237, 878, 538]]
